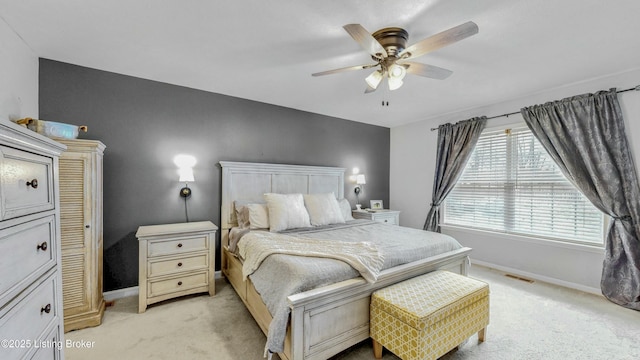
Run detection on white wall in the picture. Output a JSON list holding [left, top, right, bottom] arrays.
[[391, 68, 640, 294], [0, 17, 38, 122]]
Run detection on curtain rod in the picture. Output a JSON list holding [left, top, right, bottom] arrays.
[[430, 85, 640, 131]]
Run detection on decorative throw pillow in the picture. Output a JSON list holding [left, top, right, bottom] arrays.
[[247, 203, 270, 229], [303, 193, 345, 226], [233, 201, 251, 228], [264, 193, 311, 232], [338, 198, 355, 221]]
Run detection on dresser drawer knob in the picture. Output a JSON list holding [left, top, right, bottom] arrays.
[[177, 262, 183, 267], [177, 243, 183, 248], [177, 281, 183, 286], [384, 219, 388, 222], [37, 242, 48, 251], [26, 179, 39, 189], [41, 303, 51, 314]]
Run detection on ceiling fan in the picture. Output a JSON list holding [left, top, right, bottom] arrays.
[[312, 21, 478, 92]]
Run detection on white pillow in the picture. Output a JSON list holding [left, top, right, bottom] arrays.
[[264, 193, 311, 232], [303, 193, 345, 226], [247, 203, 270, 229], [338, 198, 355, 221]]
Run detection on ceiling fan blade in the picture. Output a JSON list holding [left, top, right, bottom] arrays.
[[343, 24, 388, 59], [399, 21, 478, 60], [403, 62, 453, 80], [312, 63, 378, 77]]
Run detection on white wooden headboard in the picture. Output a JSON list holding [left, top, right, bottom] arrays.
[[219, 161, 345, 232]]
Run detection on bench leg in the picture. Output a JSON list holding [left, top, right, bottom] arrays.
[[478, 327, 486, 342], [373, 339, 383, 359]]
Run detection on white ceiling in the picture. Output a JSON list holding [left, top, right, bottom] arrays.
[[1, 0, 639, 128]]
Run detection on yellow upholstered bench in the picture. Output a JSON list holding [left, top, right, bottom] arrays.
[[370, 270, 490, 360]]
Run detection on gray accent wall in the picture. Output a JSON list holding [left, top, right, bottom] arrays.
[[39, 59, 390, 292]]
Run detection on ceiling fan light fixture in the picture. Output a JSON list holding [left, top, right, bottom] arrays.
[[312, 21, 478, 93], [365, 70, 383, 89], [388, 77, 403, 91], [388, 64, 407, 80]]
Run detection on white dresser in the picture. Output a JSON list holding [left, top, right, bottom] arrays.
[[0, 120, 66, 359], [136, 221, 217, 313], [352, 210, 401, 225], [57, 139, 105, 332]]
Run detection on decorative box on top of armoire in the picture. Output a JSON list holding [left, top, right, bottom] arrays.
[[57, 139, 106, 332]]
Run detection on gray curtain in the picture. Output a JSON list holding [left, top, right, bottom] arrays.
[[521, 89, 640, 311], [424, 117, 487, 232]]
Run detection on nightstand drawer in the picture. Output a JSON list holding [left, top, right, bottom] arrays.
[[0, 145, 55, 220], [137, 221, 217, 312], [0, 216, 56, 304], [374, 214, 397, 225], [147, 236, 207, 257], [352, 210, 400, 226], [148, 253, 208, 278], [147, 272, 208, 298]]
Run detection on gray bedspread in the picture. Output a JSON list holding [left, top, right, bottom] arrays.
[[239, 220, 463, 355]]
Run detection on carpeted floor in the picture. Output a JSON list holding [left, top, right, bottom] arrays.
[[65, 265, 640, 360]]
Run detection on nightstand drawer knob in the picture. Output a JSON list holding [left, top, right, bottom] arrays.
[[384, 219, 388, 222], [41, 303, 51, 314], [37, 241, 48, 251], [177, 281, 183, 286], [177, 243, 183, 248], [177, 262, 183, 267]]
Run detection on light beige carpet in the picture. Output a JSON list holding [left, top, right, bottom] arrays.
[[65, 265, 640, 360]]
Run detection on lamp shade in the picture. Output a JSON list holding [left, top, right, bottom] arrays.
[[178, 167, 194, 182], [356, 174, 366, 185], [388, 77, 403, 91], [173, 154, 197, 168], [365, 70, 383, 89], [388, 64, 407, 80]]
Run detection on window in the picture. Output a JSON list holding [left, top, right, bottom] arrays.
[[443, 126, 604, 245]]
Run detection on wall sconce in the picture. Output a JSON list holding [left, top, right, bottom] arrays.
[[178, 167, 194, 198], [354, 174, 366, 207], [174, 154, 196, 222], [174, 154, 196, 198]]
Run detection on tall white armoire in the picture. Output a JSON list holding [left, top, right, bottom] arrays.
[[57, 139, 105, 332]]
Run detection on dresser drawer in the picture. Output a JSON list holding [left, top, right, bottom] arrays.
[[29, 324, 61, 360], [0, 271, 59, 360], [0, 216, 57, 305], [0, 145, 55, 220], [147, 272, 208, 298], [147, 236, 207, 257], [148, 253, 208, 278]]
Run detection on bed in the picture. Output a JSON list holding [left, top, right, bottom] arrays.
[[219, 161, 472, 360]]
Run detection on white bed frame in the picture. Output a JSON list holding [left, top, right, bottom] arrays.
[[219, 161, 472, 360]]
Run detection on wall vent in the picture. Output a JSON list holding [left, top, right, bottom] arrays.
[[505, 274, 534, 283]]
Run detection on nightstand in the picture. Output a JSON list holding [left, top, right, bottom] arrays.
[[352, 210, 401, 225], [136, 221, 217, 313]]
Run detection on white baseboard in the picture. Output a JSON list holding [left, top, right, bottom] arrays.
[[104, 286, 139, 301], [471, 259, 602, 296], [103, 271, 224, 301]]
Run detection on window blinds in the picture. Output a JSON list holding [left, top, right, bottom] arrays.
[[444, 127, 604, 245]]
